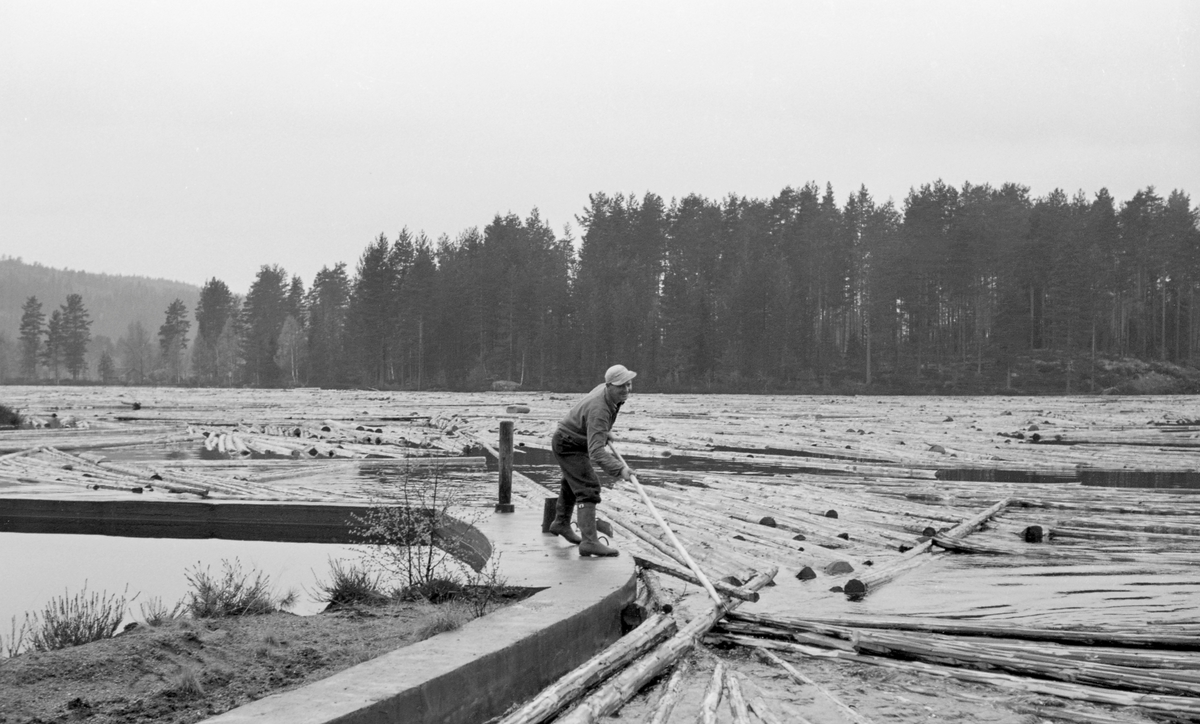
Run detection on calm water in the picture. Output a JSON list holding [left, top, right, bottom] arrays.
[[0, 533, 361, 643]]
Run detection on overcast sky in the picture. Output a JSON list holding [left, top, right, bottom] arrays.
[[2, 1, 1196, 293]]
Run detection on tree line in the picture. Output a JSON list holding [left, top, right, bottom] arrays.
[[6, 182, 1199, 392]]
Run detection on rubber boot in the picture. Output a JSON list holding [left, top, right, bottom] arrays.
[[577, 502, 619, 557], [548, 496, 582, 544]]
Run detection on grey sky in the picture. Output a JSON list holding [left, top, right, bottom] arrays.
[[2, 1, 1196, 293]]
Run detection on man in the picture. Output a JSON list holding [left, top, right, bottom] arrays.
[[548, 364, 636, 557]]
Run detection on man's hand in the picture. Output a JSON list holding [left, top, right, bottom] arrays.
[[619, 466, 633, 482], [606, 432, 619, 445]]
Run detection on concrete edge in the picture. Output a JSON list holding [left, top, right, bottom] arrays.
[[201, 505, 636, 724]]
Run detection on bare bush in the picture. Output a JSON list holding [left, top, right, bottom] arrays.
[[353, 465, 482, 592]]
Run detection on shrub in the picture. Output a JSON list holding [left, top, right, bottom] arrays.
[[0, 405, 21, 428], [25, 584, 128, 651], [185, 559, 294, 618], [310, 559, 386, 607], [139, 596, 187, 626]]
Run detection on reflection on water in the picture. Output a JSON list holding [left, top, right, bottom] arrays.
[[0, 533, 362, 636]]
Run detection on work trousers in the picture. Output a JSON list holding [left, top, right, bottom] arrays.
[[551, 429, 602, 506]]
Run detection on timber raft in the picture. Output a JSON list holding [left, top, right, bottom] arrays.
[[1, 386, 1198, 723]]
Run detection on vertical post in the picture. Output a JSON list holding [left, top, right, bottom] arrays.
[[496, 419, 515, 512]]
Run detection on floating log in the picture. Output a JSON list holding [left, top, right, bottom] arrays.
[[726, 611, 1200, 651], [645, 658, 690, 724], [493, 612, 677, 724], [634, 556, 760, 602], [844, 497, 1010, 598], [554, 568, 776, 724], [723, 667, 752, 724], [638, 569, 672, 614], [723, 634, 1200, 719], [697, 659, 725, 724]]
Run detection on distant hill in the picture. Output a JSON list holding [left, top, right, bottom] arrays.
[[0, 257, 201, 344]]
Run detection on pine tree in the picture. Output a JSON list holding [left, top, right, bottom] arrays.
[[18, 296, 44, 380], [120, 321, 154, 384], [241, 265, 290, 386], [158, 299, 191, 384], [97, 350, 116, 384], [306, 263, 351, 387], [60, 294, 92, 380], [42, 309, 65, 382], [347, 235, 397, 386]]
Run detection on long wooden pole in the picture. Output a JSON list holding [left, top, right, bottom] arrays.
[[608, 442, 723, 605], [496, 419, 515, 512]]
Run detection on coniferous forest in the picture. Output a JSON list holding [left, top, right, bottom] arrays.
[[4, 181, 1200, 394]]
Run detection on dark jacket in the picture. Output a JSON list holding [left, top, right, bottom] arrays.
[[556, 383, 625, 477]]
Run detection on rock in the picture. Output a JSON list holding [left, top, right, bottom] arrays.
[[792, 533, 806, 541], [829, 586, 844, 593], [836, 532, 850, 540], [506, 405, 531, 414], [825, 509, 838, 519], [795, 566, 817, 581], [758, 516, 777, 527], [1023, 525, 1045, 543]]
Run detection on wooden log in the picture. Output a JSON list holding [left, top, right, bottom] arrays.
[[723, 666, 752, 724], [639, 568, 673, 614], [726, 611, 1200, 651], [697, 659, 725, 724], [724, 634, 1200, 719], [492, 612, 677, 724], [851, 629, 1200, 696], [554, 568, 776, 724], [754, 647, 875, 724], [645, 658, 690, 724], [844, 497, 1010, 598], [634, 556, 760, 603]]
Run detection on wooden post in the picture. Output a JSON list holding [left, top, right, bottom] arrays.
[[496, 419, 515, 512]]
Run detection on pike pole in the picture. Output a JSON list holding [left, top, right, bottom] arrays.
[[608, 442, 724, 606]]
